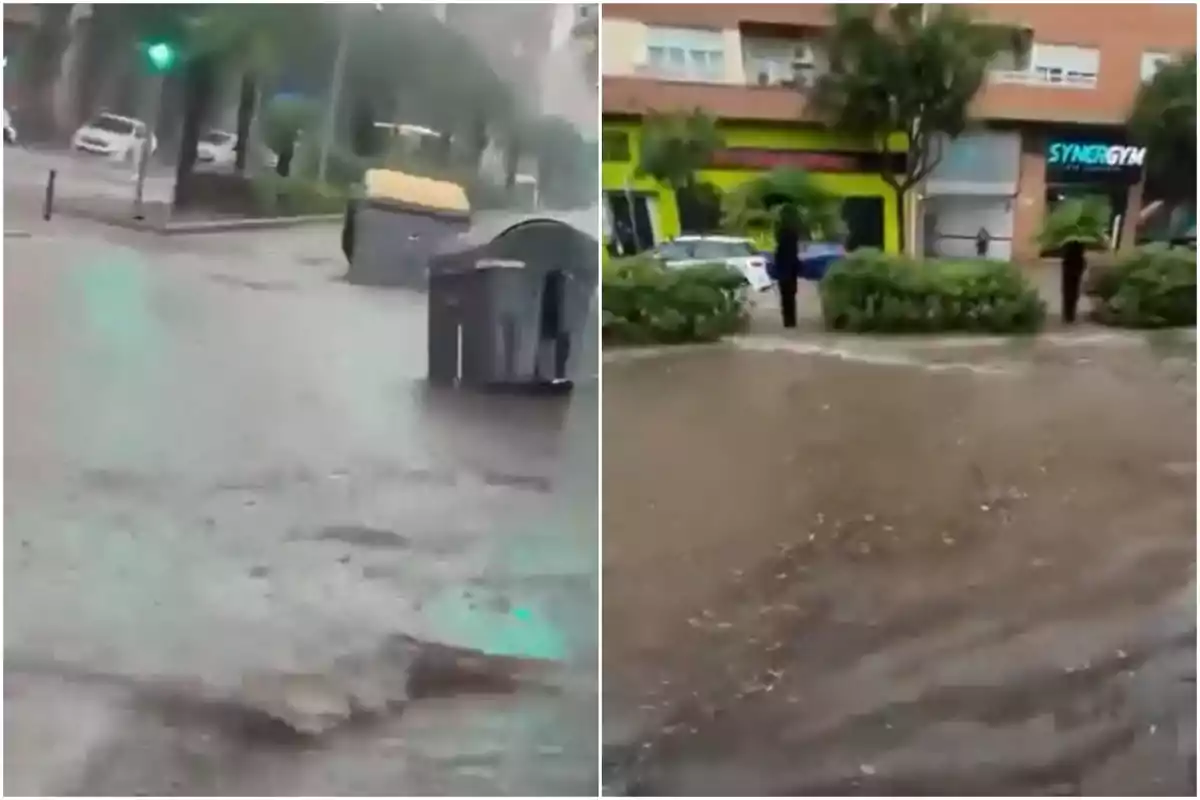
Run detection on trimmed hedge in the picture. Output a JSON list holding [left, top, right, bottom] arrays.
[[820, 249, 1046, 334], [1085, 245, 1196, 328], [602, 257, 749, 344]]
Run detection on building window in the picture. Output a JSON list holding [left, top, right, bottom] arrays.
[[991, 43, 1099, 89], [643, 26, 726, 81], [602, 131, 631, 162], [742, 37, 821, 88], [1141, 51, 1173, 82]]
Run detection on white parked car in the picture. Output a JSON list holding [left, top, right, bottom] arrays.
[[196, 129, 238, 168], [652, 235, 774, 292], [71, 113, 157, 162], [4, 109, 16, 144]]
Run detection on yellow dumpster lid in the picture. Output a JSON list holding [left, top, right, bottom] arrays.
[[363, 168, 470, 214]]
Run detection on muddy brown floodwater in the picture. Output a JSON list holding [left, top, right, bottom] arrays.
[[602, 335, 1196, 796]]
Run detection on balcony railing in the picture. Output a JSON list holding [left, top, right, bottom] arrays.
[[990, 67, 1097, 89], [633, 62, 730, 84]]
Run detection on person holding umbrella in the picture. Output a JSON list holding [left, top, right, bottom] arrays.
[[773, 204, 803, 329]]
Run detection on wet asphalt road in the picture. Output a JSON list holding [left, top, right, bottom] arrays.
[[5, 219, 598, 795], [603, 335, 1195, 796]]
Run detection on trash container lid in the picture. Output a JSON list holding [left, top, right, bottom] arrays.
[[363, 168, 470, 214], [430, 212, 599, 278], [439, 210, 599, 251]]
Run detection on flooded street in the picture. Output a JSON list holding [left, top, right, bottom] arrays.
[[603, 333, 1196, 795], [5, 220, 597, 795]]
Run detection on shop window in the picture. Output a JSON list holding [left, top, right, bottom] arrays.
[[605, 191, 657, 256], [841, 196, 885, 252], [675, 184, 723, 234], [602, 131, 630, 162]]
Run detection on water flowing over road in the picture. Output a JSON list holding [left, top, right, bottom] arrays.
[[603, 335, 1195, 796], [5, 219, 598, 795]]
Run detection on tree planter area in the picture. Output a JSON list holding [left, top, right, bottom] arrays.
[[819, 250, 1046, 334], [602, 257, 749, 345], [1086, 246, 1197, 328]]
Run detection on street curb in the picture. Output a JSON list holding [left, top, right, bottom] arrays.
[[54, 202, 341, 235], [157, 214, 342, 235]]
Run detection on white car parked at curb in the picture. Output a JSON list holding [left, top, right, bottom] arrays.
[[196, 129, 237, 168], [651, 235, 774, 292], [71, 113, 157, 163]]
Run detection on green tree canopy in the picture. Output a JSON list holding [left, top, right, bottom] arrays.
[[723, 168, 846, 241], [524, 115, 597, 210], [635, 109, 723, 190], [1129, 52, 1196, 204], [1037, 195, 1112, 252], [810, 3, 1019, 251]]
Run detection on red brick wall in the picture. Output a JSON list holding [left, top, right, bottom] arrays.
[[1013, 131, 1048, 262]]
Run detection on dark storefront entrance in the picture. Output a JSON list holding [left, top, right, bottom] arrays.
[[1042, 135, 1146, 254], [604, 191, 656, 256]]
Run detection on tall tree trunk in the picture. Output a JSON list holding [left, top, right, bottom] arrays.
[[503, 139, 520, 190], [894, 186, 907, 255], [468, 113, 489, 172], [174, 55, 217, 210], [234, 72, 257, 173], [24, 4, 74, 142], [51, 5, 89, 136]]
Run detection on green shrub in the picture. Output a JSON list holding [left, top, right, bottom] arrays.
[[251, 175, 350, 217], [1086, 245, 1196, 328], [820, 249, 1046, 334], [602, 256, 749, 344]]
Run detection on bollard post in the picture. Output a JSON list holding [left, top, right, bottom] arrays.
[[42, 169, 57, 221]]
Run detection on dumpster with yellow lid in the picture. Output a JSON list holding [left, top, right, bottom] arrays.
[[343, 168, 471, 288]]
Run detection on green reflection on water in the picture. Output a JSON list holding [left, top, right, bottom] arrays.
[[424, 591, 566, 661]]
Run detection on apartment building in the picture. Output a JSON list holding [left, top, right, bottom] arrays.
[[601, 3, 1196, 259]]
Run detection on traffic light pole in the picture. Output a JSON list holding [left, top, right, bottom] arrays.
[[133, 72, 165, 220]]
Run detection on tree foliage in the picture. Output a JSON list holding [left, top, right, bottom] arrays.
[[635, 110, 723, 190], [261, 96, 320, 177], [1036, 195, 1112, 251], [722, 168, 846, 241], [524, 116, 597, 210], [810, 3, 1019, 250], [1129, 52, 1197, 204]]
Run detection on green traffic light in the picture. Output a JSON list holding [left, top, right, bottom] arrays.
[[145, 42, 176, 72]]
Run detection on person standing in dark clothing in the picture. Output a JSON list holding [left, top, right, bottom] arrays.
[[1060, 240, 1087, 323], [975, 227, 991, 258], [773, 205, 803, 329]]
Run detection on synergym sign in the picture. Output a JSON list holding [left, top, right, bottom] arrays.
[[1046, 141, 1146, 181]]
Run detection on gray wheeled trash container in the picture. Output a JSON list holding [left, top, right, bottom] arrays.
[[427, 216, 597, 392], [344, 192, 469, 288]]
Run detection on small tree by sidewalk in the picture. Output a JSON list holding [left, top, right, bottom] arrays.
[[809, 4, 1020, 253], [636, 110, 725, 233], [722, 167, 845, 243], [1125, 52, 1197, 247]]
